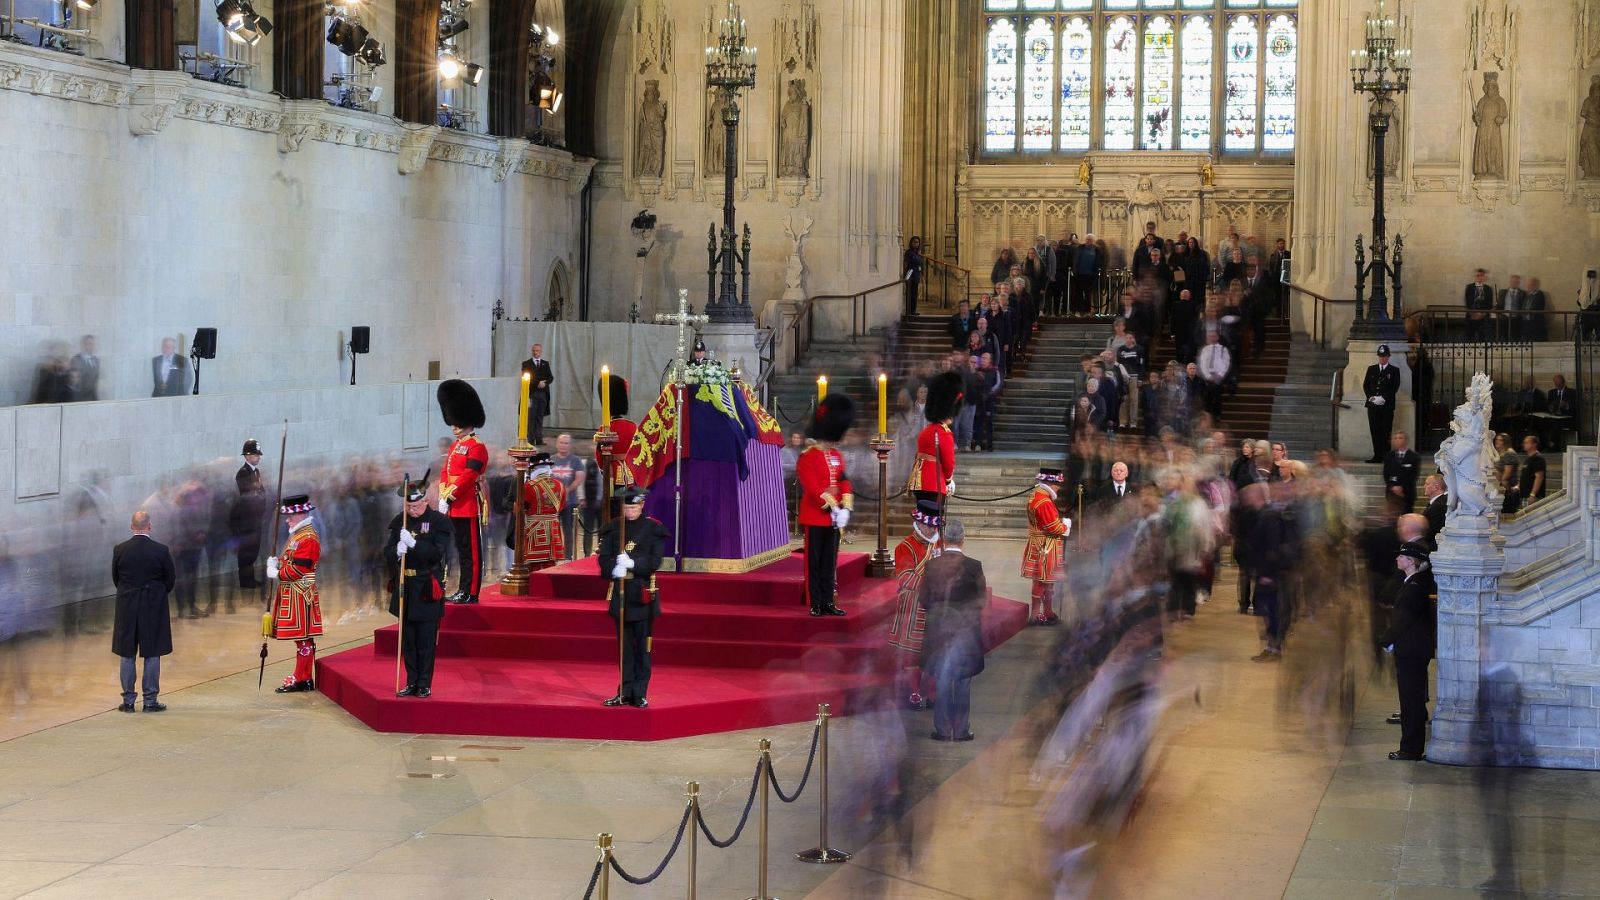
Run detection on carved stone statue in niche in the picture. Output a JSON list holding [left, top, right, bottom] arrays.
[[635, 79, 667, 179], [1581, 74, 1600, 180], [704, 90, 730, 176], [778, 79, 812, 178], [1472, 72, 1509, 181]]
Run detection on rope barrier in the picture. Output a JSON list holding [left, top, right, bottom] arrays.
[[950, 485, 1040, 503], [697, 760, 763, 848], [768, 721, 821, 804], [581, 859, 604, 900], [606, 805, 694, 885]]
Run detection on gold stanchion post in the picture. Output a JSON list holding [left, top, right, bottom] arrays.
[[685, 781, 700, 900], [1076, 483, 1085, 550], [866, 436, 895, 577], [744, 739, 778, 900], [795, 703, 850, 864], [500, 443, 538, 596], [596, 833, 613, 900]]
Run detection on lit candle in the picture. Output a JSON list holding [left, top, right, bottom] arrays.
[[600, 365, 612, 428], [817, 375, 827, 402], [877, 373, 888, 437], [518, 370, 531, 442]]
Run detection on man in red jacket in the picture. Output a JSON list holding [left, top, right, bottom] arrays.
[[798, 394, 855, 617], [269, 494, 322, 693], [437, 380, 489, 604], [907, 371, 964, 507]]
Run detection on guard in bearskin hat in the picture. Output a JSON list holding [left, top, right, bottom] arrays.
[[389, 471, 453, 697], [907, 371, 963, 507], [437, 380, 489, 604], [1022, 467, 1071, 626], [597, 373, 637, 513], [268, 494, 322, 692], [512, 451, 565, 570], [798, 393, 855, 616], [889, 497, 943, 708]]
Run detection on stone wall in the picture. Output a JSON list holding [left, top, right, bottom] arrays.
[[0, 41, 591, 408]]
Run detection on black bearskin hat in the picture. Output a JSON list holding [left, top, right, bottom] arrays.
[[924, 371, 965, 423], [809, 393, 855, 443], [599, 373, 630, 419], [437, 379, 486, 430]]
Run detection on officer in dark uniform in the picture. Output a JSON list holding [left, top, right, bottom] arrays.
[[388, 472, 454, 698], [231, 439, 267, 589], [1363, 345, 1402, 463], [1382, 540, 1436, 761], [599, 486, 667, 708]]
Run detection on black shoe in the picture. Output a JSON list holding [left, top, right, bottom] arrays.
[[397, 685, 417, 697], [930, 731, 954, 742], [809, 608, 824, 617], [1386, 712, 1402, 724], [451, 595, 479, 605], [627, 697, 649, 708], [117, 702, 135, 713], [825, 606, 847, 616], [142, 702, 167, 712], [954, 731, 976, 742], [1388, 751, 1424, 761], [275, 679, 314, 694], [416, 687, 431, 698], [603, 695, 627, 707]]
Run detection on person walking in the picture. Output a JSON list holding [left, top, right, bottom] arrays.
[[111, 511, 176, 712], [919, 518, 988, 742]]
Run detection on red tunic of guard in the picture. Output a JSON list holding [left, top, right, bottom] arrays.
[[272, 521, 323, 690], [521, 473, 566, 570], [441, 432, 489, 599], [887, 532, 935, 654], [603, 418, 638, 488], [908, 422, 956, 496], [797, 443, 852, 527]]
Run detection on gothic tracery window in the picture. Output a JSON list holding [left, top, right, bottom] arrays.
[[980, 0, 1295, 157]]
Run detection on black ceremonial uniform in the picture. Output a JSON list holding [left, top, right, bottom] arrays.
[[388, 508, 454, 696], [1382, 447, 1421, 511], [1363, 358, 1402, 462], [599, 514, 667, 705]]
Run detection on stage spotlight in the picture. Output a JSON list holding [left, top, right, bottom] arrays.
[[221, 1, 271, 45], [215, 0, 245, 27], [531, 22, 556, 47], [438, 16, 468, 40], [357, 36, 385, 67], [74, 0, 97, 10], [463, 62, 483, 86], [437, 50, 460, 80], [326, 18, 367, 55]]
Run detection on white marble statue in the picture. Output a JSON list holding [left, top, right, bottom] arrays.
[[1434, 372, 1502, 522]]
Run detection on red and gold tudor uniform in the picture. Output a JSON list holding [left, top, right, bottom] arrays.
[[269, 494, 322, 693], [906, 371, 964, 505], [520, 453, 566, 570], [1021, 467, 1071, 626], [437, 380, 489, 604], [888, 498, 943, 708], [798, 394, 854, 617]]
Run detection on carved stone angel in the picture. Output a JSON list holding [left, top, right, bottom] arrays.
[[1434, 372, 1502, 523], [1120, 174, 1171, 244]]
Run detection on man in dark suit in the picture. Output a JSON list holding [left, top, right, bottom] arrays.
[[947, 299, 978, 349], [1463, 269, 1494, 341], [1382, 541, 1437, 761], [1097, 460, 1134, 508], [521, 343, 555, 447], [1524, 277, 1549, 341], [1546, 374, 1580, 451], [1497, 274, 1526, 340], [600, 487, 668, 707], [1422, 475, 1448, 544], [69, 334, 100, 401], [151, 337, 188, 397], [1382, 430, 1421, 511], [918, 518, 987, 742], [230, 439, 268, 590], [1363, 345, 1402, 463], [389, 474, 454, 698], [112, 511, 176, 712]]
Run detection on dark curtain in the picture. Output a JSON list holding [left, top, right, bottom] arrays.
[[272, 0, 326, 100], [487, 0, 537, 138], [559, 0, 627, 157], [125, 0, 177, 70], [394, 0, 441, 125]]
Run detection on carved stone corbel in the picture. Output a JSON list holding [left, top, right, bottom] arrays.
[[493, 138, 530, 183], [397, 125, 441, 176], [277, 100, 326, 154], [126, 70, 190, 137]]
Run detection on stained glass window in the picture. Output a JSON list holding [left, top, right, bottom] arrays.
[[1223, 15, 1258, 151], [985, 17, 1019, 152], [1022, 18, 1055, 150], [1140, 16, 1175, 149], [1059, 16, 1093, 150], [1262, 14, 1296, 150], [1103, 15, 1137, 149], [1103, 0, 1137, 8], [1179, 16, 1213, 150], [985, 0, 1020, 10], [1023, 0, 1058, 9]]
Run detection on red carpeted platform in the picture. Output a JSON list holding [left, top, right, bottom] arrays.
[[316, 551, 1029, 741]]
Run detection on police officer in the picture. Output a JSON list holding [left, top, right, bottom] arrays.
[[389, 473, 454, 698], [599, 486, 666, 708]]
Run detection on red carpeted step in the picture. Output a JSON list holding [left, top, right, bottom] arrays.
[[533, 551, 869, 607]]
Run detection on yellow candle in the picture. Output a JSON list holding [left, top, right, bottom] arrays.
[[600, 365, 611, 428], [817, 375, 827, 402], [877, 373, 887, 437], [518, 371, 531, 442]]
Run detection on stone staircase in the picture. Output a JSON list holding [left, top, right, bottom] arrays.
[[1144, 318, 1292, 441], [1268, 336, 1350, 453], [944, 451, 1067, 540], [990, 319, 1111, 452]]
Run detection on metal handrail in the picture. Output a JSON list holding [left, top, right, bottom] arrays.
[[752, 326, 777, 408], [1417, 305, 1586, 344], [1284, 281, 1356, 349], [792, 280, 906, 366], [922, 255, 971, 312], [1330, 367, 1349, 455]]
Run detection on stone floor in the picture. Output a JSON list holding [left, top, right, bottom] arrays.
[[2, 538, 1599, 899]]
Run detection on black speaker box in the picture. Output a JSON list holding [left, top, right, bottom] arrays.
[[192, 327, 218, 359], [350, 326, 370, 354]]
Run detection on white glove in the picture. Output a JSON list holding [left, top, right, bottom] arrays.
[[832, 508, 851, 529], [610, 562, 630, 579], [945, 478, 956, 495], [1062, 517, 1073, 537], [1383, 644, 1394, 654], [395, 540, 410, 559], [616, 552, 635, 571], [1370, 396, 1386, 406], [266, 557, 279, 580], [398, 529, 417, 549], [437, 496, 449, 514]]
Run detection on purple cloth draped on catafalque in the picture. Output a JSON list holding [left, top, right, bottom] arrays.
[[643, 442, 789, 561]]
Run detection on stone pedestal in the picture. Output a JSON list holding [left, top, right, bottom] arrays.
[[1338, 339, 1415, 459], [701, 322, 763, 380], [1427, 516, 1509, 765]]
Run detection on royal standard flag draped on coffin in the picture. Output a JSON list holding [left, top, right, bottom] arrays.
[[623, 371, 783, 489]]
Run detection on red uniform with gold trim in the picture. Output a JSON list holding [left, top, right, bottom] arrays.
[[441, 432, 489, 600], [272, 522, 323, 640], [602, 418, 639, 487], [798, 442, 853, 614], [520, 473, 566, 570], [887, 530, 937, 654], [907, 422, 957, 497], [1022, 485, 1068, 582]]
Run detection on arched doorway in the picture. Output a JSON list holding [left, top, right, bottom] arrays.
[[542, 259, 571, 321]]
